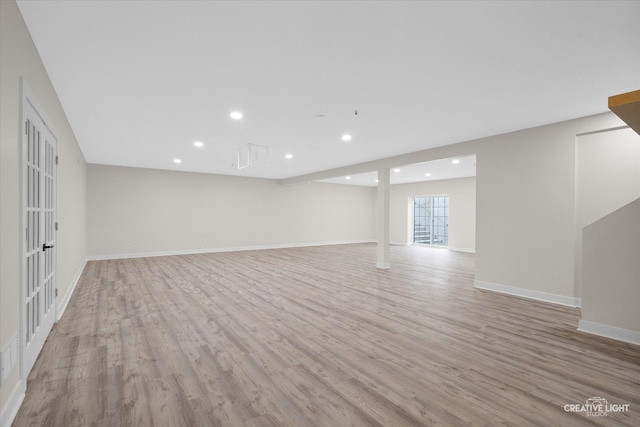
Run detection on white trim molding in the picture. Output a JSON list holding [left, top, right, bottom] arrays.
[[87, 240, 375, 261], [448, 247, 476, 254], [0, 380, 24, 427], [474, 280, 581, 307], [578, 320, 640, 346], [57, 258, 88, 321]]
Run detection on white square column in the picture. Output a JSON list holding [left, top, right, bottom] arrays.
[[376, 168, 390, 269]]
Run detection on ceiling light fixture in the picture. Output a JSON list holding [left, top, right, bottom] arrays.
[[285, 153, 293, 159], [394, 168, 400, 173], [193, 141, 203, 147], [425, 173, 431, 177], [452, 159, 460, 164], [341, 134, 352, 142], [346, 176, 351, 180], [230, 111, 243, 120], [173, 158, 182, 164]]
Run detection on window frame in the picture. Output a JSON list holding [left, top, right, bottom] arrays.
[[411, 194, 449, 247]]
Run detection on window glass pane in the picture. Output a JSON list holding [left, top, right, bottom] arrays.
[[413, 196, 449, 246]]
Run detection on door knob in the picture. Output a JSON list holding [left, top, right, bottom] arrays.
[[43, 243, 55, 251]]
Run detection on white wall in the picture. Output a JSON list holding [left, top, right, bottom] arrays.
[[473, 113, 626, 303], [577, 127, 640, 227], [389, 177, 476, 252], [474, 123, 577, 299], [575, 127, 640, 298], [88, 164, 374, 257], [581, 199, 640, 340], [1, 0, 87, 420]]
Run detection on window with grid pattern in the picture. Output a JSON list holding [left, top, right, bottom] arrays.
[[413, 196, 449, 246]]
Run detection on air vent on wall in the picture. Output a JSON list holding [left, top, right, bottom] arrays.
[[238, 143, 269, 169]]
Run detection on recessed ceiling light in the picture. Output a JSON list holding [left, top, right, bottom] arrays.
[[230, 111, 243, 120], [346, 176, 351, 180], [193, 141, 203, 148], [376, 179, 379, 183], [285, 153, 293, 159], [452, 159, 460, 164], [425, 173, 431, 177], [173, 158, 182, 164], [394, 168, 400, 173], [341, 134, 352, 142]]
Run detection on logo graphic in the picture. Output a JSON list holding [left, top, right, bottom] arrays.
[[564, 397, 630, 417]]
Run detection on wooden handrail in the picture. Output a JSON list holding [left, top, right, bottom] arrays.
[[608, 89, 640, 135]]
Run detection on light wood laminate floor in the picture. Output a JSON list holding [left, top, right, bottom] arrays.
[[13, 244, 640, 426]]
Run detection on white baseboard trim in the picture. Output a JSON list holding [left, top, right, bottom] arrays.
[[87, 240, 376, 261], [376, 262, 391, 269], [474, 280, 580, 307], [57, 258, 87, 321], [390, 240, 408, 246], [578, 320, 640, 346], [448, 247, 476, 254], [0, 380, 24, 427]]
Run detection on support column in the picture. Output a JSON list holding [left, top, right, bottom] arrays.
[[376, 167, 390, 269]]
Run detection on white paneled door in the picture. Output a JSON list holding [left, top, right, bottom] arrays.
[[22, 97, 57, 378]]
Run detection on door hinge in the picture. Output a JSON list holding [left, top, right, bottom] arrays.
[[55, 156, 58, 165], [55, 222, 58, 231], [55, 288, 58, 297]]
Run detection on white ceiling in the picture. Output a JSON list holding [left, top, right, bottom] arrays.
[[320, 155, 476, 187], [17, 1, 640, 182]]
